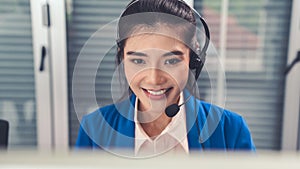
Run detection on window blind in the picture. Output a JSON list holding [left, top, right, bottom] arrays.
[[67, 0, 130, 146], [195, 0, 292, 150], [0, 0, 37, 147]]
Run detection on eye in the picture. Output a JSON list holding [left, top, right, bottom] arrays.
[[130, 59, 145, 64], [165, 58, 182, 65]]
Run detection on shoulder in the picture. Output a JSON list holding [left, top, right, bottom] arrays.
[[198, 100, 255, 150], [82, 96, 134, 121], [80, 97, 135, 135], [199, 100, 248, 132], [76, 98, 135, 149], [81, 103, 117, 123], [75, 105, 118, 148], [199, 100, 243, 123]]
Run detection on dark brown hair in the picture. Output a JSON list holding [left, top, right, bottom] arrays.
[[116, 0, 197, 65]]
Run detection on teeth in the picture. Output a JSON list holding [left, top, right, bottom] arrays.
[[147, 89, 166, 95]]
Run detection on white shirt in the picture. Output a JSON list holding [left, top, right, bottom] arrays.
[[134, 93, 189, 157]]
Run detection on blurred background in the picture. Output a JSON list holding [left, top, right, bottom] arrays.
[[0, 0, 299, 152]]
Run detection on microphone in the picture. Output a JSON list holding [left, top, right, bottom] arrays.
[[165, 104, 180, 117], [165, 95, 192, 117]]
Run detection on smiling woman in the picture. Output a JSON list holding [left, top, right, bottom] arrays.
[[124, 34, 190, 112], [75, 0, 255, 157], [123, 34, 190, 139]]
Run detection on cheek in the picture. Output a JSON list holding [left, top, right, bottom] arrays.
[[124, 63, 134, 86], [124, 62, 142, 87], [167, 65, 189, 90]]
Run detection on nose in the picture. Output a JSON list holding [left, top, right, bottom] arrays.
[[145, 68, 167, 85]]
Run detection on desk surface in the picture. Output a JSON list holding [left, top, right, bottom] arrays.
[[0, 150, 300, 169]]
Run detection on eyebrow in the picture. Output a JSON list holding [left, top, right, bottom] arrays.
[[162, 50, 184, 57], [126, 50, 184, 57], [126, 51, 147, 57]]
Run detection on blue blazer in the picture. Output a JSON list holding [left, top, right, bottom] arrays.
[[75, 91, 255, 154]]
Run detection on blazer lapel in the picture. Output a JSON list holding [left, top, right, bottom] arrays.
[[184, 90, 211, 150], [113, 94, 136, 149]]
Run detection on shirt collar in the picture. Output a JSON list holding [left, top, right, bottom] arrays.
[[134, 92, 189, 155]]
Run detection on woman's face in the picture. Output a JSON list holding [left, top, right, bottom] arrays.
[[123, 33, 190, 113]]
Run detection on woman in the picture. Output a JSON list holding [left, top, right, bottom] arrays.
[[75, 0, 255, 157]]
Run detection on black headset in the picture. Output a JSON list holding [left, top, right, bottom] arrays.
[[189, 15, 210, 80]]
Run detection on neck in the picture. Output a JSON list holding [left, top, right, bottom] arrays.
[[136, 96, 181, 138], [139, 113, 171, 139]]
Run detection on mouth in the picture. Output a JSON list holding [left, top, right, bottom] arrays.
[[142, 88, 172, 100]]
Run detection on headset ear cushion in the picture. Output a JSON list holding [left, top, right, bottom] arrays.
[[189, 59, 198, 69], [189, 51, 201, 69], [189, 50, 206, 80]]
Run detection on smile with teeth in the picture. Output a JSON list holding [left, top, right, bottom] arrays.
[[146, 89, 166, 96]]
